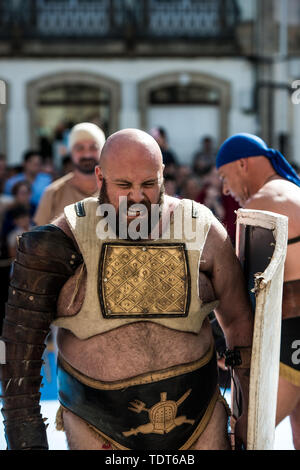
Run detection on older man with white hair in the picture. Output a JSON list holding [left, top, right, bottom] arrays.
[[34, 122, 105, 226]]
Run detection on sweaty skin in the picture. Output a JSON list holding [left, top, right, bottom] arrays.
[[245, 177, 300, 287], [218, 155, 300, 449], [218, 157, 300, 289], [53, 129, 253, 450]]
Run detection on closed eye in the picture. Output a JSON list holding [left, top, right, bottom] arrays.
[[116, 183, 131, 188]]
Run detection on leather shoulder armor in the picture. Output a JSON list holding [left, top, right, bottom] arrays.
[[0, 224, 82, 450]]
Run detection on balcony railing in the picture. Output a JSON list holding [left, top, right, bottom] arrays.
[[0, 0, 240, 41]]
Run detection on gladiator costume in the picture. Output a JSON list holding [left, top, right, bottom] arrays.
[[216, 133, 300, 393], [0, 197, 238, 450], [0, 225, 82, 449], [279, 236, 300, 387]]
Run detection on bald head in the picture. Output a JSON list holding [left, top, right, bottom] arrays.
[[99, 128, 163, 173], [95, 128, 165, 214]]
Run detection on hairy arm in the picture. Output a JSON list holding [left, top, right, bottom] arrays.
[[201, 217, 254, 448], [202, 218, 253, 347]]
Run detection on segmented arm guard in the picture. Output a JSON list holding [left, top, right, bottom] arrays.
[[0, 225, 82, 449]]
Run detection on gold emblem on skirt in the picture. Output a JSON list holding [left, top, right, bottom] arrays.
[[100, 243, 190, 317], [122, 389, 195, 436]]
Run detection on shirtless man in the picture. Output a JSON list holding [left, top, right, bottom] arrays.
[[216, 132, 300, 450], [0, 129, 253, 451]]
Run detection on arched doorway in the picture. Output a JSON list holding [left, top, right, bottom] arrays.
[[26, 71, 121, 167], [138, 72, 231, 165]]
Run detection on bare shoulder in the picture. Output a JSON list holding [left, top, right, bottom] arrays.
[[246, 180, 300, 213], [244, 191, 276, 212], [245, 179, 290, 211]]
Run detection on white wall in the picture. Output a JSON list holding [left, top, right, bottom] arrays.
[[148, 104, 219, 165], [292, 90, 300, 164], [0, 57, 256, 164], [289, 58, 300, 164]]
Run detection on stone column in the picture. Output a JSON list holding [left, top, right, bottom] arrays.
[[254, 0, 277, 146], [8, 79, 28, 165], [119, 81, 140, 130]]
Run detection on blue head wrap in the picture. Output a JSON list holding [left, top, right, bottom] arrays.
[[216, 133, 300, 188]]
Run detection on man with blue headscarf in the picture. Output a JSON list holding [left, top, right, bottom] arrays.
[[216, 133, 300, 450]]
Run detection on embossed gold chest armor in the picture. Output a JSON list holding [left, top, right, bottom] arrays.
[[53, 197, 218, 339], [100, 243, 189, 318]]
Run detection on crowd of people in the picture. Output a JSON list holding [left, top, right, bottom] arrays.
[[149, 128, 240, 243]]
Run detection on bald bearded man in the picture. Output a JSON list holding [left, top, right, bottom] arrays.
[[216, 133, 300, 450], [0, 129, 253, 451]]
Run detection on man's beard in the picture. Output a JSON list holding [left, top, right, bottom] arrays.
[[98, 178, 165, 240], [73, 157, 98, 175]]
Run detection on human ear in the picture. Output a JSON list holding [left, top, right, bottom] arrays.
[[239, 158, 248, 172], [95, 166, 104, 189]]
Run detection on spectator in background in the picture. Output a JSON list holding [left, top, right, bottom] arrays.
[[174, 164, 193, 196], [0, 180, 35, 331], [164, 173, 178, 197], [197, 167, 239, 244], [192, 136, 216, 177], [180, 174, 203, 201], [197, 168, 225, 220], [0, 153, 8, 193], [34, 122, 105, 226], [6, 205, 34, 259], [52, 121, 75, 169], [61, 154, 73, 176], [5, 164, 23, 179], [0, 154, 12, 230], [3, 150, 52, 210], [1, 180, 35, 244], [150, 127, 178, 172], [41, 156, 58, 181]]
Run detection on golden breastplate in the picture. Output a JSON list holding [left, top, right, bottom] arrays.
[[100, 242, 189, 319]]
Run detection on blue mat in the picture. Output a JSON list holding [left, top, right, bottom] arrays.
[[41, 350, 58, 401]]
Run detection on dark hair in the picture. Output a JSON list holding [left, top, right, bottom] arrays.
[[11, 180, 32, 196], [10, 204, 30, 220], [23, 150, 41, 163], [62, 154, 72, 165], [164, 174, 176, 182], [158, 127, 167, 139], [202, 135, 212, 142]]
